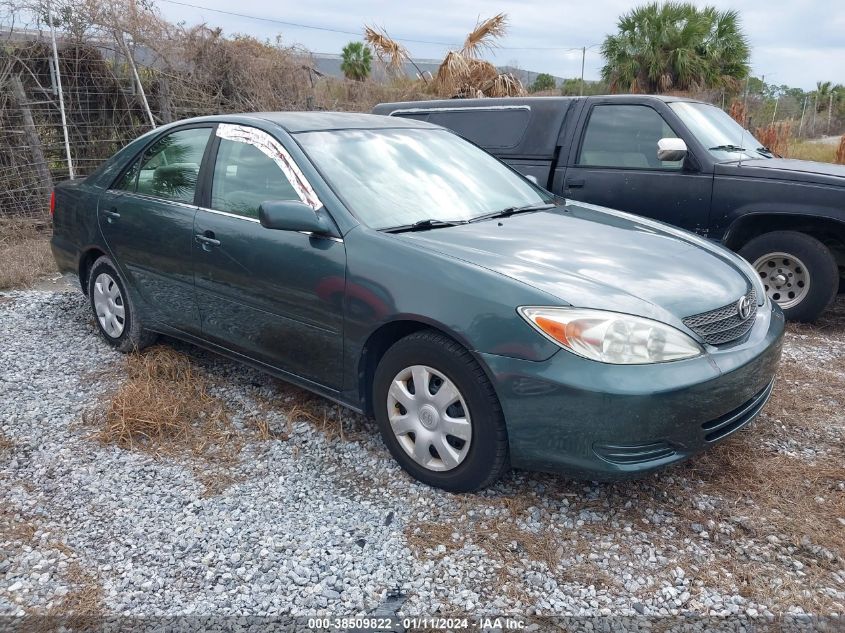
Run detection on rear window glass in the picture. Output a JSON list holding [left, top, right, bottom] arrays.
[[427, 109, 530, 149]]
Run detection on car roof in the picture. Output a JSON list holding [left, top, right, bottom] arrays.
[[373, 94, 709, 113], [205, 111, 441, 133]]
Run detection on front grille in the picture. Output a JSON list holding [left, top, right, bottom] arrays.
[[682, 288, 757, 345]]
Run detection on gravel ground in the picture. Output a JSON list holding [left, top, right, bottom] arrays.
[[1, 283, 843, 623]]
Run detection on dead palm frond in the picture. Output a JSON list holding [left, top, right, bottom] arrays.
[[435, 50, 470, 92], [484, 72, 526, 97], [460, 13, 508, 58], [364, 25, 407, 75]]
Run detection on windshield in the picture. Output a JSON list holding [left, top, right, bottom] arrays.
[[296, 128, 551, 230], [669, 101, 771, 161]]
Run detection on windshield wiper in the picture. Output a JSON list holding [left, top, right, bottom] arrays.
[[381, 218, 468, 234], [756, 146, 775, 157], [708, 144, 748, 153], [468, 202, 556, 223]]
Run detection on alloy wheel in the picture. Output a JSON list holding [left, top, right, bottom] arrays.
[[93, 272, 126, 338], [386, 364, 472, 472], [753, 251, 811, 310]]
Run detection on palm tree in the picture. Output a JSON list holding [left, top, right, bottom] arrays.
[[340, 41, 372, 82], [601, 2, 750, 93]]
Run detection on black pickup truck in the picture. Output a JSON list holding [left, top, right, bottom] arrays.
[[373, 96, 845, 321]]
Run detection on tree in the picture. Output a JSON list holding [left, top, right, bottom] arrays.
[[601, 2, 750, 93], [340, 41, 372, 81], [530, 73, 556, 93]]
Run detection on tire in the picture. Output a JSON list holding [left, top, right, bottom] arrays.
[[87, 256, 158, 352], [372, 330, 509, 492], [739, 231, 838, 322]]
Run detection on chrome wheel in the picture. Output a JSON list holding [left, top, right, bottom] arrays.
[[386, 364, 472, 472], [92, 272, 125, 338], [753, 252, 811, 310]]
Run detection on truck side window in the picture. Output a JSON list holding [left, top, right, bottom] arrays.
[[578, 105, 683, 170]]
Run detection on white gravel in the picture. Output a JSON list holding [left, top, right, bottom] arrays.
[[1, 284, 843, 623]]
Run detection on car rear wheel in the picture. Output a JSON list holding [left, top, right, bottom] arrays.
[[88, 256, 158, 352], [372, 330, 509, 492], [739, 231, 838, 322]]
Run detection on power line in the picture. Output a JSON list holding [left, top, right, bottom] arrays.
[[157, 0, 597, 52]]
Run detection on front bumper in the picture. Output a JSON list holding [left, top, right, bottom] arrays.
[[481, 303, 785, 479]]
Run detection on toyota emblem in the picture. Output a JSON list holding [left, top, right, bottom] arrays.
[[737, 296, 752, 320]]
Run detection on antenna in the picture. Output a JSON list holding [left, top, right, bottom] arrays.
[[738, 117, 747, 168]]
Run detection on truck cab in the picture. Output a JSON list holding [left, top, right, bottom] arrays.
[[374, 95, 845, 321]]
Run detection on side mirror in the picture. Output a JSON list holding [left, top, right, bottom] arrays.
[[657, 137, 688, 162], [525, 175, 539, 185], [258, 200, 331, 234]]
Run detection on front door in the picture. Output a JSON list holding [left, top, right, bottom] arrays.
[[98, 125, 213, 334], [562, 103, 713, 234], [193, 124, 346, 388]]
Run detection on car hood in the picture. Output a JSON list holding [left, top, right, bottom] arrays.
[[399, 202, 752, 323], [716, 157, 845, 187]]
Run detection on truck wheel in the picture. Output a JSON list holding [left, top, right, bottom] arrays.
[[372, 330, 509, 492], [739, 231, 838, 322], [88, 256, 158, 352]]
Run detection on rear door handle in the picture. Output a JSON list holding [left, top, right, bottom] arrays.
[[103, 209, 121, 223], [566, 178, 585, 188], [195, 232, 221, 250]]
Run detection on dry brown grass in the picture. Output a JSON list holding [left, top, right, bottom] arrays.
[[0, 217, 57, 290], [46, 560, 105, 619], [786, 140, 837, 163], [755, 121, 792, 156], [87, 346, 238, 459], [0, 432, 14, 453], [836, 136, 845, 165]]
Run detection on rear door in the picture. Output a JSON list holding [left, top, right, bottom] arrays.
[[562, 102, 713, 234], [98, 125, 213, 334], [192, 123, 346, 387]]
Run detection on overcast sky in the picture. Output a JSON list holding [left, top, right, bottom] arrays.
[[155, 0, 844, 90]]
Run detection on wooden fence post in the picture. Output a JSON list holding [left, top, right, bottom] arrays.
[[10, 75, 53, 206]]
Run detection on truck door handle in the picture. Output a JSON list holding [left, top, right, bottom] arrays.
[[566, 178, 585, 188], [103, 209, 121, 223], [195, 232, 221, 250]]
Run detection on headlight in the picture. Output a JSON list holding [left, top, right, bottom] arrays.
[[518, 307, 703, 364]]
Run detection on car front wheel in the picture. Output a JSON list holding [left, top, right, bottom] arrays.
[[87, 256, 158, 352], [739, 231, 838, 322], [372, 330, 509, 492]]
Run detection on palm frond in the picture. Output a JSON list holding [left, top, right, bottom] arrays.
[[460, 13, 508, 58], [364, 25, 407, 75]]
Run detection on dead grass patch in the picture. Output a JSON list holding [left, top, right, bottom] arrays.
[[0, 432, 14, 453], [87, 346, 239, 460], [46, 560, 105, 619], [0, 217, 57, 290]]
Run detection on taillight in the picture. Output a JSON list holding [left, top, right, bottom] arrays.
[[50, 190, 56, 217]]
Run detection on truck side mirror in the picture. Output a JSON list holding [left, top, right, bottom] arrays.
[[657, 138, 688, 162]]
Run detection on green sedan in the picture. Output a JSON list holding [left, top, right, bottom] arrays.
[[51, 112, 784, 491]]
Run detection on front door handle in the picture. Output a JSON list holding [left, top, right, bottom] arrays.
[[103, 209, 121, 223], [195, 232, 221, 250], [566, 178, 586, 188]]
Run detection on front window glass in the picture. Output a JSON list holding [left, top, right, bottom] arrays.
[[136, 127, 211, 203], [578, 105, 683, 170], [211, 138, 300, 219], [296, 128, 550, 230], [669, 102, 770, 161]]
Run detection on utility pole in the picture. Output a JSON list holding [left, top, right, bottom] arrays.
[[579, 46, 586, 96], [46, 0, 74, 179]]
